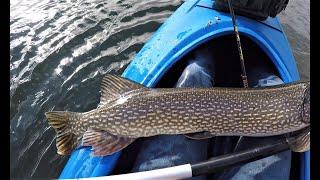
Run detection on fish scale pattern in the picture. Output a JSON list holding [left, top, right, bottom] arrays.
[[80, 81, 309, 138]]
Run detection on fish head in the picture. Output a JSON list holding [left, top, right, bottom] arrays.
[[302, 81, 310, 124]]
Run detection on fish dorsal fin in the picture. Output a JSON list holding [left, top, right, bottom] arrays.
[[82, 129, 135, 156], [99, 74, 146, 105]]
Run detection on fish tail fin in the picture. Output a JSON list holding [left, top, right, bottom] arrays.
[[45, 111, 80, 155]]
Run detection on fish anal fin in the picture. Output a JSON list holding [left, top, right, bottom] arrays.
[[184, 131, 214, 140], [99, 74, 146, 106], [82, 129, 135, 156]]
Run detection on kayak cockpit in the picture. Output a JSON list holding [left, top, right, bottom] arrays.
[[112, 33, 301, 178], [156, 34, 280, 88], [155, 34, 301, 179]]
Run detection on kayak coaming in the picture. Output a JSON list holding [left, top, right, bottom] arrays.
[[59, 0, 308, 179], [122, 0, 299, 85], [59, 148, 121, 178]]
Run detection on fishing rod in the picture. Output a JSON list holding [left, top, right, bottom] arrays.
[[227, 0, 248, 88], [72, 137, 293, 180]]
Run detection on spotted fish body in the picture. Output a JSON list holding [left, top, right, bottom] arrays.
[[45, 75, 310, 156]]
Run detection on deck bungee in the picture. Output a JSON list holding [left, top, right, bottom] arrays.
[[58, 0, 309, 179]]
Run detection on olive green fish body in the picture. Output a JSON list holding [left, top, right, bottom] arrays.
[[45, 75, 310, 156], [79, 83, 308, 138]]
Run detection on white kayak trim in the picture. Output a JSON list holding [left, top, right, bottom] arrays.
[[63, 164, 192, 180]]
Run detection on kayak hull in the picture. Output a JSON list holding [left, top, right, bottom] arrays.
[[59, 0, 308, 179]]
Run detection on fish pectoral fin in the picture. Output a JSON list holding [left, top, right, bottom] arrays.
[[82, 129, 135, 156], [99, 74, 147, 106], [184, 131, 215, 140], [287, 127, 310, 152]]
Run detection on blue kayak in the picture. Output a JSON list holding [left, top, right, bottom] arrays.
[[59, 0, 309, 179]]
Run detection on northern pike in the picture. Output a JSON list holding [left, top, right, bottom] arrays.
[[45, 75, 310, 156]]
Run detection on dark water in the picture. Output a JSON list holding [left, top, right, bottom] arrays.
[[10, 0, 309, 178]]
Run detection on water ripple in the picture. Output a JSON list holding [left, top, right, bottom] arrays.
[[10, 0, 181, 178]]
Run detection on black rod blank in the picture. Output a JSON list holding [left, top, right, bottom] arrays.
[[227, 0, 249, 88], [191, 139, 290, 176]]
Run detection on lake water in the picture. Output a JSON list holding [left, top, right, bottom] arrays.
[[10, 0, 309, 178]]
